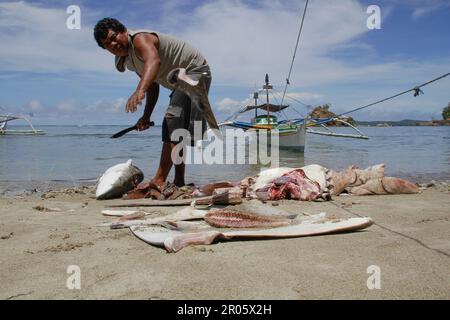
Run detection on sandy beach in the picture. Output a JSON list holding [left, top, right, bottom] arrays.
[[0, 183, 449, 300]]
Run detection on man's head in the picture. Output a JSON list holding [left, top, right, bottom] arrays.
[[94, 18, 129, 57]]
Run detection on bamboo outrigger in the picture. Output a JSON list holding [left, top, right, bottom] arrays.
[[0, 115, 45, 136]]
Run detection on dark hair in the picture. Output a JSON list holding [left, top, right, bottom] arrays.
[[94, 18, 126, 48]]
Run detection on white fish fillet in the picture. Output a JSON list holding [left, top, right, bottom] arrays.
[[101, 202, 323, 228], [102, 210, 141, 217], [130, 216, 374, 252], [106, 206, 209, 229]]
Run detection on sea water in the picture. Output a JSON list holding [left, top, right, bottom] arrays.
[[0, 125, 448, 193]]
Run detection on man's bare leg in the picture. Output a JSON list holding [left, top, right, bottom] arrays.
[[152, 141, 175, 189], [152, 141, 186, 188], [174, 162, 185, 187]]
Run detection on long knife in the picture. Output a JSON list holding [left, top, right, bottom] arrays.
[[110, 121, 155, 139]]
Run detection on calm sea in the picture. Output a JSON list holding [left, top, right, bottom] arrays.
[[0, 125, 449, 193]]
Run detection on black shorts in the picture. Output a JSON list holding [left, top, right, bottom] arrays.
[[162, 89, 207, 146]]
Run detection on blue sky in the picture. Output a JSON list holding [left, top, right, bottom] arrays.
[[0, 0, 449, 125]]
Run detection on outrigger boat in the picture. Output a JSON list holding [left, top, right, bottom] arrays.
[[220, 74, 307, 150], [219, 0, 370, 151], [0, 114, 45, 135], [220, 74, 367, 152]]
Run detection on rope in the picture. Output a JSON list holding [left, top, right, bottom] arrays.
[[269, 90, 290, 120], [281, 72, 450, 125], [284, 93, 309, 107], [280, 0, 309, 107], [272, 87, 306, 119], [337, 72, 450, 118]]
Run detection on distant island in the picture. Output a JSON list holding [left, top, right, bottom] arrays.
[[309, 103, 450, 127], [309, 105, 356, 127]]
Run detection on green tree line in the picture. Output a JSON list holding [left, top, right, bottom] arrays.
[[443, 102, 450, 120]]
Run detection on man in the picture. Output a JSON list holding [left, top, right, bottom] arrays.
[[93, 18, 218, 188]]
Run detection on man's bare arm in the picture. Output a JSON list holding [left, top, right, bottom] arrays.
[[125, 33, 161, 113], [135, 78, 159, 131], [143, 82, 159, 119]]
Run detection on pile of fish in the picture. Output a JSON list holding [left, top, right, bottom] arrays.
[[95, 161, 419, 202], [250, 167, 330, 201], [328, 164, 419, 196], [123, 181, 193, 200], [95, 161, 420, 252]]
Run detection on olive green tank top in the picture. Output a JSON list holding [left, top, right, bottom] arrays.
[[115, 29, 207, 89]]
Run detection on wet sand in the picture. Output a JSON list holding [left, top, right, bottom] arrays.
[[0, 183, 449, 300]]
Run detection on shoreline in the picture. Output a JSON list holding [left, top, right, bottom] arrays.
[[1, 176, 449, 197], [0, 180, 97, 197], [0, 183, 449, 299]]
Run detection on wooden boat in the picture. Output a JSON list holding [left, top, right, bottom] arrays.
[[220, 74, 307, 151]]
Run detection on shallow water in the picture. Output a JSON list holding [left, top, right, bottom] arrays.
[[0, 125, 448, 192]]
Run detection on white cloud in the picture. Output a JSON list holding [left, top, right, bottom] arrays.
[[0, 1, 112, 73], [113, 97, 127, 113], [409, 0, 450, 18], [164, 0, 449, 99], [216, 97, 242, 112], [86, 98, 127, 113], [29, 99, 43, 111], [1, 0, 447, 89], [282, 92, 324, 104], [57, 100, 80, 112], [172, 0, 373, 86]]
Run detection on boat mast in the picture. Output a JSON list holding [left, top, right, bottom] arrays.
[[253, 91, 259, 119], [264, 74, 272, 127]]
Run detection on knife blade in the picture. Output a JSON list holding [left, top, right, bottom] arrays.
[[110, 121, 155, 139]]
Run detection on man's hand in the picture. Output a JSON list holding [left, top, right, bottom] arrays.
[[126, 90, 146, 113], [135, 116, 151, 131]]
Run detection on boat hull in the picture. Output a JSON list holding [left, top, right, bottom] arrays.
[[252, 123, 306, 151], [0, 130, 45, 136], [276, 123, 306, 150]]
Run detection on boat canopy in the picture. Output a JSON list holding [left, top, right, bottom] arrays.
[[239, 104, 289, 114]]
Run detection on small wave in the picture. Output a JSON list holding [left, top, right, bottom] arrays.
[[77, 177, 98, 182], [46, 133, 161, 139], [50, 177, 97, 183], [94, 155, 134, 161], [50, 134, 112, 138]]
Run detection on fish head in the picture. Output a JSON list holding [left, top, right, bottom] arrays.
[[96, 160, 144, 200]]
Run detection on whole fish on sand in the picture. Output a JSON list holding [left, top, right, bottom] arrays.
[[96, 159, 144, 200]]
